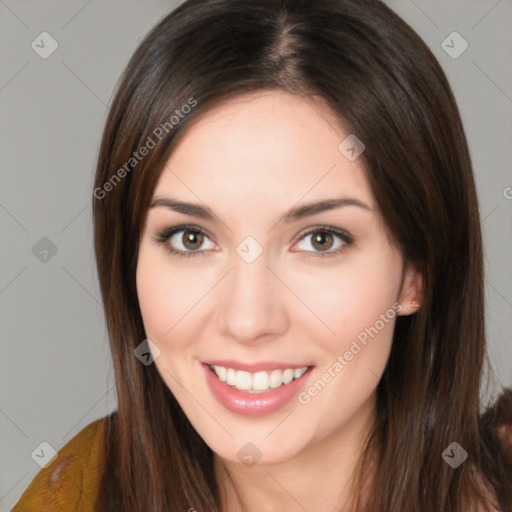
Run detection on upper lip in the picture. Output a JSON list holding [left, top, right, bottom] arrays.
[[203, 360, 313, 372]]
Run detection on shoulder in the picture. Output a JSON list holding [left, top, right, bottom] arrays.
[[11, 415, 109, 512], [477, 388, 512, 512], [480, 388, 512, 460]]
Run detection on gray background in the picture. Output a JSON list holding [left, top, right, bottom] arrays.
[[1, 1, 511, 509]]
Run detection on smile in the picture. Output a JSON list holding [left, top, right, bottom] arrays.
[[202, 362, 315, 417]]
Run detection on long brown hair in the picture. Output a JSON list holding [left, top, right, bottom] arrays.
[[92, 0, 512, 510]]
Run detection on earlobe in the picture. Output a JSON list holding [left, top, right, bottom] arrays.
[[397, 300, 421, 316]]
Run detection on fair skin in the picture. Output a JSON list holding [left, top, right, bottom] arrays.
[[136, 90, 422, 512]]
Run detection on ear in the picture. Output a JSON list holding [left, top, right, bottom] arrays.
[[397, 262, 423, 316]]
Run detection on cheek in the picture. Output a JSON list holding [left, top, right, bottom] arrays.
[[136, 247, 219, 356], [288, 245, 403, 356], [136, 257, 169, 339], [136, 248, 189, 344], [291, 252, 401, 415]]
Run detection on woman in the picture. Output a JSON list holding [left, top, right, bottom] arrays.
[[12, 0, 512, 510]]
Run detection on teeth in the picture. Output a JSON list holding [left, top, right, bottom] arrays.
[[282, 369, 294, 384], [294, 367, 307, 379], [211, 365, 309, 393], [235, 371, 252, 390], [215, 366, 227, 382], [269, 369, 283, 389], [252, 371, 269, 391], [226, 368, 235, 385]]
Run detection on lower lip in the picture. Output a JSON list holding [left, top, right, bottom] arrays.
[[202, 363, 314, 417]]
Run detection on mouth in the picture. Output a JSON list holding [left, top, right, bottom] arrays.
[[201, 362, 315, 417]]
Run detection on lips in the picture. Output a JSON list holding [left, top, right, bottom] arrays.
[[202, 362, 315, 417]]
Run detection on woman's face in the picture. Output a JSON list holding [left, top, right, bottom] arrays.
[[136, 90, 420, 465]]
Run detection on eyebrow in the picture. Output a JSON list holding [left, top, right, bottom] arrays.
[[149, 196, 371, 224]]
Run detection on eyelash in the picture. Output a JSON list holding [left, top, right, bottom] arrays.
[[152, 224, 353, 259]]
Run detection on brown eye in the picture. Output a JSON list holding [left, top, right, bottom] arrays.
[[294, 227, 353, 258], [154, 225, 216, 257], [182, 230, 204, 250], [310, 231, 334, 252]]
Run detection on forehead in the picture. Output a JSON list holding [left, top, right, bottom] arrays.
[[153, 90, 375, 215]]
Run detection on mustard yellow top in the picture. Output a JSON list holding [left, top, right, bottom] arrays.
[[11, 417, 106, 512]]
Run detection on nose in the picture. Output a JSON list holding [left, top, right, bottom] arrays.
[[217, 250, 289, 345]]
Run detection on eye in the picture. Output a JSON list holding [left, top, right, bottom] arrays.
[[152, 225, 215, 258], [293, 227, 353, 258]]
